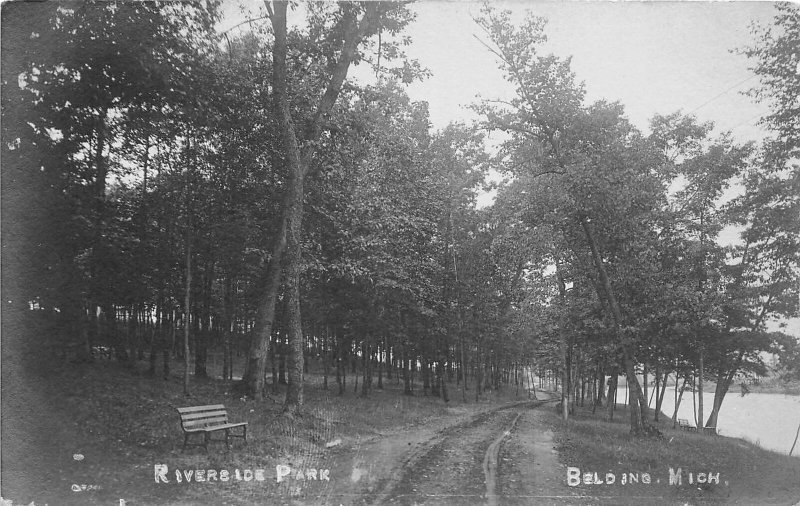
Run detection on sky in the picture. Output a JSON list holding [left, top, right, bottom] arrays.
[[398, 1, 776, 139], [220, 1, 778, 140]]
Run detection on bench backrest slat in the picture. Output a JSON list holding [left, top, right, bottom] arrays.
[[180, 410, 228, 422], [177, 404, 226, 414], [177, 404, 233, 431], [182, 415, 228, 426]]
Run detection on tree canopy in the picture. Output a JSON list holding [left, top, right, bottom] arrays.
[[2, 1, 797, 435]]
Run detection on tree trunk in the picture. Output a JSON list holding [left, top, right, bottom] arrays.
[[170, 309, 179, 358], [278, 335, 287, 384], [268, 333, 277, 392], [423, 357, 432, 396], [377, 338, 383, 389], [475, 342, 482, 401], [244, 0, 384, 406], [561, 346, 570, 421], [122, 308, 136, 364], [643, 363, 649, 413], [223, 276, 234, 382], [460, 333, 467, 401], [402, 349, 412, 395], [580, 216, 650, 435], [336, 336, 345, 396], [705, 349, 745, 429], [194, 263, 212, 379], [136, 307, 146, 361], [656, 370, 669, 421], [183, 237, 192, 396], [323, 325, 329, 390], [352, 349, 359, 394], [89, 109, 108, 364], [241, 212, 286, 395], [705, 296, 773, 428], [439, 361, 449, 403], [361, 342, 370, 398], [556, 264, 570, 421], [653, 365, 660, 421], [385, 348, 391, 381], [698, 347, 704, 431], [148, 321, 157, 376], [282, 179, 305, 414], [162, 306, 170, 380], [484, 355, 492, 391], [597, 367, 605, 405], [606, 370, 618, 421], [239, 1, 294, 398], [673, 375, 689, 429]]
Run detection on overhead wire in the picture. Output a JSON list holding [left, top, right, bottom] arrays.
[[726, 112, 764, 132], [684, 74, 757, 117]]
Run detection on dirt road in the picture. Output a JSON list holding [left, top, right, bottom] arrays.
[[328, 391, 580, 506], [495, 398, 585, 505]]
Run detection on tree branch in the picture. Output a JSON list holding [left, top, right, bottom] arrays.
[[302, 2, 384, 173]]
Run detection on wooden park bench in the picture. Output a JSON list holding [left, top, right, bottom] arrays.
[[177, 404, 247, 450], [678, 418, 697, 432]]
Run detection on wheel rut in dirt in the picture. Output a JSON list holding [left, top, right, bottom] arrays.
[[496, 398, 583, 505], [367, 399, 551, 506], [484, 411, 521, 506]]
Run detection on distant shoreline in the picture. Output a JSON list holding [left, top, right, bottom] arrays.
[[613, 378, 800, 397]]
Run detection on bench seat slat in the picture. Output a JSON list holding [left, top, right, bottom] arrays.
[[200, 422, 247, 431], [183, 422, 247, 433], [177, 404, 226, 414]]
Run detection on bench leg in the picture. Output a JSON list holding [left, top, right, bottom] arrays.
[[225, 429, 231, 450], [204, 432, 210, 452]]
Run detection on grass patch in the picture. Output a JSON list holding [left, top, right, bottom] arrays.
[[1, 318, 527, 506], [551, 404, 800, 505]]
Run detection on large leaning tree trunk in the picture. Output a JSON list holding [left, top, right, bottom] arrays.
[[241, 2, 388, 412], [580, 215, 654, 436], [704, 296, 773, 430]]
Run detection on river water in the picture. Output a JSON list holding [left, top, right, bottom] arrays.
[[614, 386, 800, 457]]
